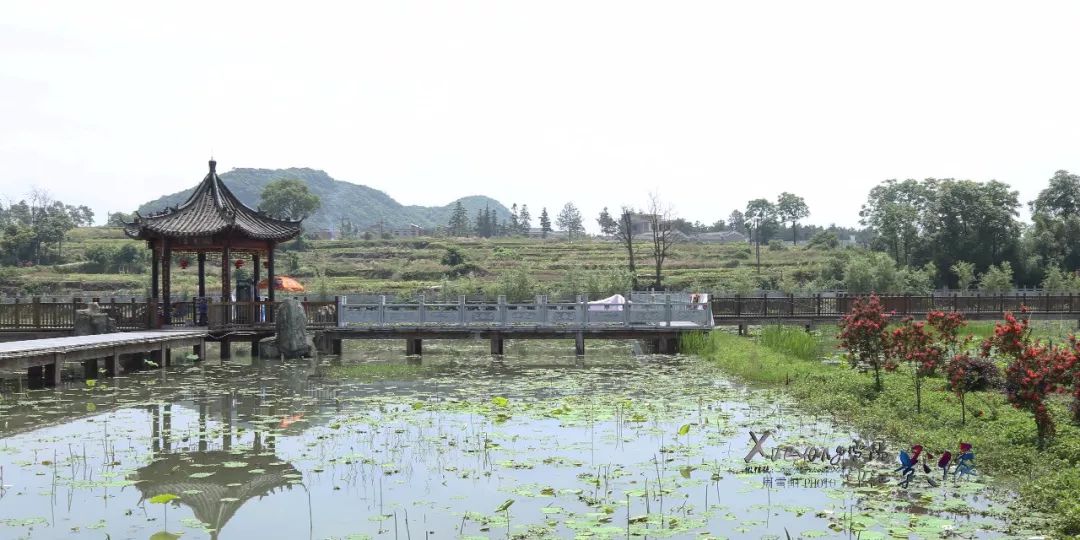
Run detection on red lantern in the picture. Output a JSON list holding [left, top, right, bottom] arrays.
[[234, 259, 245, 270], [179, 258, 190, 270]]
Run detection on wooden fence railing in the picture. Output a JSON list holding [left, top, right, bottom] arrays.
[[0, 297, 340, 332], [708, 293, 1080, 319]]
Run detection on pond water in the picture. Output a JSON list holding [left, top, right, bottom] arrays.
[[0, 340, 1036, 539]]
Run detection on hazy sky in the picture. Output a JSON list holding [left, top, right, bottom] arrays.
[[3, 1, 1079, 229]]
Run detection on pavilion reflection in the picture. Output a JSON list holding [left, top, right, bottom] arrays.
[[130, 386, 325, 539]]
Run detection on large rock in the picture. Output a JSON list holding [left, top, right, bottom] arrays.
[[272, 298, 311, 358], [74, 302, 116, 336]]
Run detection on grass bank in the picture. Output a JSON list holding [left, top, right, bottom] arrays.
[[683, 327, 1080, 536]]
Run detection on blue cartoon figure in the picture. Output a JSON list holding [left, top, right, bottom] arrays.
[[953, 442, 975, 479], [897, 445, 938, 487]]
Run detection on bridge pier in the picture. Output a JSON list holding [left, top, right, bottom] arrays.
[[106, 352, 120, 376], [83, 359, 98, 380], [575, 332, 585, 356], [406, 338, 422, 356], [654, 335, 679, 354], [192, 341, 204, 360], [250, 338, 260, 358], [331, 338, 343, 355], [27, 366, 44, 389], [220, 338, 232, 360], [490, 334, 504, 355], [121, 354, 145, 372]]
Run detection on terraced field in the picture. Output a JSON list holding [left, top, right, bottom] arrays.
[[0, 227, 848, 299]]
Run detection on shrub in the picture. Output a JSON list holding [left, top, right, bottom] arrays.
[[979, 262, 1014, 292], [945, 353, 1002, 424], [768, 240, 785, 251], [447, 262, 485, 278], [441, 247, 466, 266], [808, 231, 839, 249]]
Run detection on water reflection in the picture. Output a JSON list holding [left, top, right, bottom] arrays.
[[0, 342, 1040, 539]]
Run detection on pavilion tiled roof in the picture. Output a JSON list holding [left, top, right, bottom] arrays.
[[125, 160, 302, 242]]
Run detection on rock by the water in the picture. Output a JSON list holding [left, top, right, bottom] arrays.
[[74, 302, 116, 336], [258, 336, 281, 359], [273, 298, 311, 358]]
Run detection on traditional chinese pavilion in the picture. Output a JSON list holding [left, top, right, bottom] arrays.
[[125, 159, 303, 323]]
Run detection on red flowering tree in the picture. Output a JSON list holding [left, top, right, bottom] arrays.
[[926, 310, 967, 353], [1067, 336, 1080, 424], [889, 318, 944, 413], [983, 308, 1075, 448], [1002, 344, 1075, 449], [980, 308, 1031, 360], [838, 295, 891, 392]]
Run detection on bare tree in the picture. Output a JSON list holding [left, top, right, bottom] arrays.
[[646, 192, 681, 290], [616, 207, 639, 290]]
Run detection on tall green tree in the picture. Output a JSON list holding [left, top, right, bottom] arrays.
[[518, 204, 532, 235], [616, 207, 638, 289], [509, 204, 520, 235], [596, 207, 618, 236], [646, 192, 680, 289], [106, 212, 133, 227], [776, 192, 810, 245], [539, 208, 552, 238], [260, 178, 321, 220], [556, 202, 584, 241], [859, 179, 936, 267], [728, 209, 746, 235], [745, 199, 778, 273], [1029, 170, 1080, 271], [924, 179, 1021, 283], [447, 201, 471, 236]]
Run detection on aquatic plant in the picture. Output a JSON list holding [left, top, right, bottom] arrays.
[[759, 325, 819, 360]]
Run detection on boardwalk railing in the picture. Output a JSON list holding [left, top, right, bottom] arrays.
[[0, 297, 339, 332], [338, 295, 714, 328], [709, 293, 1080, 320]]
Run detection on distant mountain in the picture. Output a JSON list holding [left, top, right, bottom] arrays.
[[137, 168, 511, 232]]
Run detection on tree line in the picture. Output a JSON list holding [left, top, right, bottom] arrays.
[[1, 190, 94, 265], [446, 201, 589, 240]]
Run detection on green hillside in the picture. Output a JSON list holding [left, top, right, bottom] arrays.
[[137, 167, 510, 232]]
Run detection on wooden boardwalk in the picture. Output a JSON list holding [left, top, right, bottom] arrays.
[[0, 329, 206, 386]]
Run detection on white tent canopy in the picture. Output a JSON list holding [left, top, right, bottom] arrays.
[[588, 294, 628, 311]]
